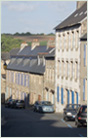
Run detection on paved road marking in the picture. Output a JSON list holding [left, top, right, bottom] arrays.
[[67, 124, 72, 128], [61, 119, 72, 129], [61, 118, 65, 123], [79, 134, 84, 137]]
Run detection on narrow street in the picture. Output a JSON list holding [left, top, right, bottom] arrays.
[[1, 105, 87, 137]]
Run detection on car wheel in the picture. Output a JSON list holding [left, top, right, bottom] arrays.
[[64, 116, 68, 121]]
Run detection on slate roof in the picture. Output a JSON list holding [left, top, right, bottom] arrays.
[[80, 33, 87, 41], [17, 46, 52, 57], [45, 48, 55, 58], [10, 48, 20, 56], [1, 52, 10, 61], [7, 46, 54, 74], [55, 2, 87, 30]]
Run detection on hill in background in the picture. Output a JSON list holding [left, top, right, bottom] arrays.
[[1, 33, 55, 52]]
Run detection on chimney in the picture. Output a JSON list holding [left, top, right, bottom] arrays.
[[31, 39, 40, 50], [20, 42, 28, 51], [76, 1, 86, 9], [37, 55, 40, 65]]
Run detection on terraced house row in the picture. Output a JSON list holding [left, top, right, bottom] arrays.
[[6, 41, 55, 107], [5, 1, 87, 112], [55, 1, 87, 112]]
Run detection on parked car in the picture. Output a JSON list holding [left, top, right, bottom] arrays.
[[5, 99, 15, 108], [75, 105, 87, 127], [15, 100, 25, 109], [10, 99, 17, 108], [63, 104, 81, 121], [34, 101, 41, 112], [10, 100, 18, 108], [38, 101, 55, 113]]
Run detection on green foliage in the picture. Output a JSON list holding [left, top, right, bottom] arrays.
[[1, 34, 23, 52], [14, 32, 32, 36], [40, 41, 47, 46]]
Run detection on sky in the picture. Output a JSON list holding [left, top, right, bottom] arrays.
[[1, 1, 76, 34]]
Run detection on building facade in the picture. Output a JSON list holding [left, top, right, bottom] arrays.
[[44, 49, 55, 104], [80, 33, 87, 105], [55, 2, 87, 112], [6, 41, 55, 107]]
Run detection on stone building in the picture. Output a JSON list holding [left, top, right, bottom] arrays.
[[80, 33, 87, 105], [55, 2, 87, 112], [6, 41, 55, 106], [44, 48, 55, 104], [1, 52, 10, 103], [1, 49, 20, 103]]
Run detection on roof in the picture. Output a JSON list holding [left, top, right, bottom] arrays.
[[7, 46, 54, 74], [17, 46, 49, 56], [80, 33, 87, 41], [45, 48, 55, 58], [10, 48, 20, 56], [1, 52, 10, 60], [1, 48, 20, 61], [55, 2, 87, 30]]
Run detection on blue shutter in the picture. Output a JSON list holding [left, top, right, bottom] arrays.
[[72, 91, 74, 104], [84, 44, 86, 66], [83, 79, 85, 100], [57, 86, 59, 102], [61, 88, 64, 104], [76, 92, 78, 104], [67, 90, 69, 104]]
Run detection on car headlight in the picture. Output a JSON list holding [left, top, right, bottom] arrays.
[[67, 112, 72, 116], [43, 107, 46, 110]]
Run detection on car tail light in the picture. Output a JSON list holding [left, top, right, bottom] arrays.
[[78, 117, 81, 120]]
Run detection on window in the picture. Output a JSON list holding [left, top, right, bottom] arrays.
[[76, 92, 78, 104], [18, 73, 19, 85], [28, 75, 29, 86], [24, 74, 26, 86], [83, 79, 85, 100], [57, 86, 59, 102], [21, 74, 23, 85], [61, 88, 64, 104], [67, 90, 69, 104], [72, 32, 75, 48], [77, 31, 79, 48], [67, 61, 69, 77], [84, 44, 86, 66]]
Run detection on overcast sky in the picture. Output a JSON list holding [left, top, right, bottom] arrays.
[[1, 1, 76, 34]]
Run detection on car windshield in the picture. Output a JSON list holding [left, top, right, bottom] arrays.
[[80, 106, 87, 113], [42, 101, 52, 105], [17, 100, 24, 103], [66, 104, 80, 109]]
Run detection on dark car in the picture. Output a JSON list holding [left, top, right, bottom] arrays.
[[38, 101, 55, 113], [75, 105, 87, 127], [10, 99, 17, 108], [15, 100, 25, 109], [63, 104, 81, 121], [5, 99, 15, 108], [34, 101, 41, 112]]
